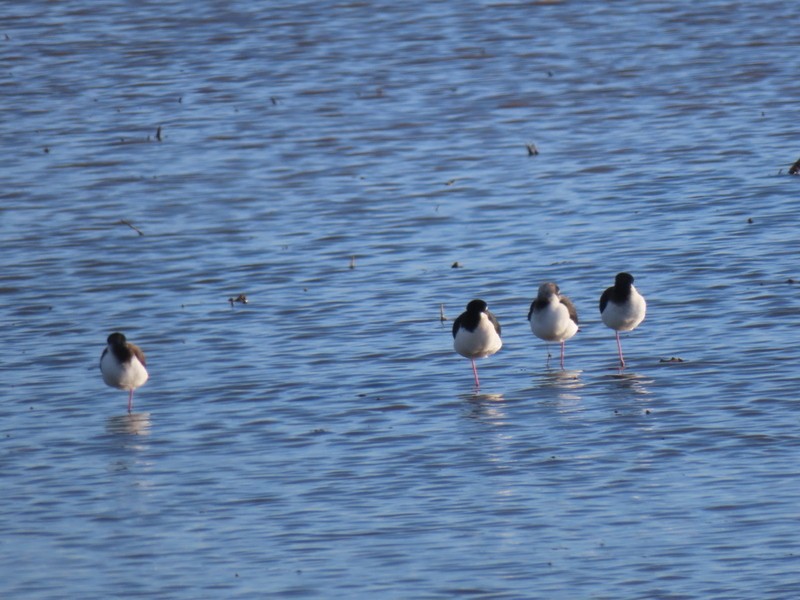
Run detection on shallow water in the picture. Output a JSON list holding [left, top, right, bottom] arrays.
[[2, 1, 800, 598]]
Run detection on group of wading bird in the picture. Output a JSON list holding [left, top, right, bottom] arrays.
[[452, 272, 647, 386], [98, 272, 645, 412]]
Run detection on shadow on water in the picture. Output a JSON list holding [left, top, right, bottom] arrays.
[[106, 412, 152, 436]]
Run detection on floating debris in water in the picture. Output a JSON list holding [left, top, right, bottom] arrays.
[[451, 261, 462, 268], [349, 255, 356, 269], [228, 294, 248, 307], [156, 126, 162, 141], [747, 217, 753, 224], [526, 143, 539, 156], [659, 357, 684, 363], [789, 156, 800, 175], [786, 278, 796, 284], [119, 219, 144, 236], [440, 304, 447, 322]]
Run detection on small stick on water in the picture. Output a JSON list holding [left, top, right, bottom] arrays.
[[659, 357, 685, 363], [349, 255, 356, 269], [228, 294, 248, 307], [156, 126, 162, 142], [440, 304, 447, 322], [119, 219, 144, 236]]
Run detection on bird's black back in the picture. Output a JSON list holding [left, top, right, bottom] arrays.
[[599, 273, 635, 313], [453, 299, 499, 337]]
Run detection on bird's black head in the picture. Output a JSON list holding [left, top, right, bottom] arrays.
[[466, 299, 488, 313], [615, 272, 635, 287], [107, 332, 127, 346]]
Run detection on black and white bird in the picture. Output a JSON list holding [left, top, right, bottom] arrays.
[[599, 273, 646, 368], [452, 299, 502, 387], [100, 332, 149, 413], [528, 282, 579, 369]]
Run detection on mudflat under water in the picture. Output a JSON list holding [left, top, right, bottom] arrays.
[[2, 1, 800, 598]]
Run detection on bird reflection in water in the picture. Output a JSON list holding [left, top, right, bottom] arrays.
[[106, 412, 152, 436], [464, 392, 507, 425], [606, 371, 653, 395], [540, 369, 583, 388], [537, 369, 585, 407]]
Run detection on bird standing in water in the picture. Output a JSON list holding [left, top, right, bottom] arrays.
[[452, 299, 502, 387], [599, 273, 646, 368], [100, 332, 149, 413], [528, 282, 579, 369]]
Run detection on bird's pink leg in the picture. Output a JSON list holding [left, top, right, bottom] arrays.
[[616, 332, 626, 368], [560, 342, 566, 370], [471, 359, 480, 387], [128, 390, 134, 414]]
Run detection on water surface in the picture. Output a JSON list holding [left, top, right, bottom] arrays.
[[2, 1, 800, 598]]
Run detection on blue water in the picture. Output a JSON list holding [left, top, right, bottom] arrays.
[[2, 1, 800, 598]]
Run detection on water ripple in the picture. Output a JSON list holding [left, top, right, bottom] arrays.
[[3, 0, 800, 598]]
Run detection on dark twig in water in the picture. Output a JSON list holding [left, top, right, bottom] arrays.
[[228, 294, 248, 307], [119, 219, 144, 236], [156, 126, 162, 142]]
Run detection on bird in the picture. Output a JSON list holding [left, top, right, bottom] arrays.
[[528, 282, 579, 369], [452, 299, 502, 387], [100, 332, 149, 413], [599, 273, 646, 368]]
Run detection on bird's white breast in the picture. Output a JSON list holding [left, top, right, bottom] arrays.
[[101, 348, 149, 390], [454, 313, 502, 359], [602, 287, 646, 332], [531, 300, 578, 342]]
